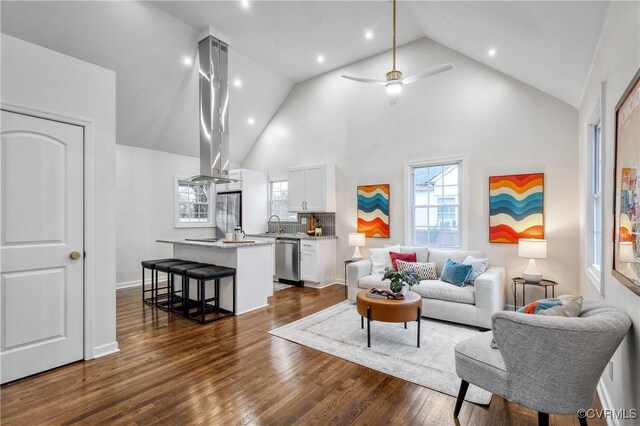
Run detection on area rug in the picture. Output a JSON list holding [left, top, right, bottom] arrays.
[[269, 301, 492, 404], [273, 281, 295, 292]]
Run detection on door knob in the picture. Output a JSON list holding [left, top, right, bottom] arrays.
[[69, 251, 82, 260]]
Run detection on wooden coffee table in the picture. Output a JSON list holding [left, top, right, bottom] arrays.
[[356, 289, 422, 348]]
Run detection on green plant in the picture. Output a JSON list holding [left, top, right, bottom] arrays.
[[314, 220, 323, 228], [382, 267, 420, 293]]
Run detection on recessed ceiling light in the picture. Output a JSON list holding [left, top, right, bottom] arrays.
[[241, 0, 250, 9], [317, 55, 325, 63], [182, 56, 193, 66], [233, 78, 243, 88], [364, 30, 374, 40], [247, 117, 255, 125], [488, 48, 497, 57]]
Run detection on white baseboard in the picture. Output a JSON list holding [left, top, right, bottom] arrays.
[[236, 304, 269, 315], [117, 275, 169, 290], [93, 342, 120, 359], [597, 379, 618, 426], [336, 279, 346, 285]]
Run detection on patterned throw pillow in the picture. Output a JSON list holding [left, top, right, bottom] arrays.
[[396, 260, 437, 280], [462, 255, 489, 283], [517, 295, 583, 317], [389, 251, 417, 270]]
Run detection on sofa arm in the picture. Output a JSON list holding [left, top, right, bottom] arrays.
[[474, 266, 506, 313], [347, 259, 372, 302]]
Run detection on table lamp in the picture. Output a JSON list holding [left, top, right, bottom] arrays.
[[349, 233, 366, 260], [518, 238, 547, 283]]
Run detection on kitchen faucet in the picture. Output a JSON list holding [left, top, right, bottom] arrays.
[[268, 215, 283, 234]]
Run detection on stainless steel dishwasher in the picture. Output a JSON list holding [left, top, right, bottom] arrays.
[[275, 238, 301, 284]]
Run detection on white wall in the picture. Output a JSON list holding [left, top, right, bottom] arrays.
[[243, 37, 580, 302], [1, 34, 117, 356], [116, 145, 215, 286], [578, 1, 640, 418]]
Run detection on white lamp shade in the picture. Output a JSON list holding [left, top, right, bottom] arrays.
[[349, 233, 366, 247], [620, 242, 635, 263], [518, 238, 547, 259]]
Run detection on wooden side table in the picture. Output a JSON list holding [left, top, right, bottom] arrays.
[[512, 277, 558, 311], [355, 289, 422, 348]]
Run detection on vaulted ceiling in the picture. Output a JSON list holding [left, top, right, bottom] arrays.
[[1, 1, 611, 163]]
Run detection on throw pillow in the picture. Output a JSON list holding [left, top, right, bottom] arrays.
[[463, 255, 489, 283], [440, 259, 473, 286], [389, 252, 417, 270], [518, 295, 583, 316], [396, 260, 437, 280], [370, 245, 400, 275]]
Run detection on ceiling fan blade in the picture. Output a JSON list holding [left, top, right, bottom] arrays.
[[341, 75, 387, 86], [389, 92, 400, 106], [402, 63, 453, 85]]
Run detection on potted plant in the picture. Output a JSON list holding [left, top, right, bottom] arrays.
[[314, 220, 323, 236], [383, 267, 420, 294]]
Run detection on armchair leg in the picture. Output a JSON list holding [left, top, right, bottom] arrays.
[[538, 412, 549, 426], [578, 415, 588, 426], [453, 380, 469, 417]]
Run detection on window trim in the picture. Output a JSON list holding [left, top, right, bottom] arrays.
[[404, 155, 468, 249], [269, 179, 297, 222], [585, 87, 606, 295], [174, 176, 214, 228]]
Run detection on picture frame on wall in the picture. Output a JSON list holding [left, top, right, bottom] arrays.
[[613, 68, 640, 297], [357, 184, 390, 238]]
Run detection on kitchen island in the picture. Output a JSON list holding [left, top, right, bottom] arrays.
[[157, 239, 274, 315]]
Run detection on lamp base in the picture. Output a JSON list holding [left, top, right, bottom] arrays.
[[351, 246, 363, 261], [523, 258, 542, 283]]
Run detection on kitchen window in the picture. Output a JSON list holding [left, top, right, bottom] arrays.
[[408, 160, 463, 248], [270, 180, 297, 221], [174, 177, 214, 227]]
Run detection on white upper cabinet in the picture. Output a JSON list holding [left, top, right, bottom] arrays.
[[287, 164, 336, 212]]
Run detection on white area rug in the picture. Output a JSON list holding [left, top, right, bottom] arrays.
[[269, 301, 492, 405]]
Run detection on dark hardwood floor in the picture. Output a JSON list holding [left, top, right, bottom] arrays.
[[1, 285, 604, 425]]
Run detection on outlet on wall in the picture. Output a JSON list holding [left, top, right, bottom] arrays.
[[301, 218, 307, 224], [608, 360, 614, 381]]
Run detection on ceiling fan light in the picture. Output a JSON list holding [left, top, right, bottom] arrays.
[[386, 82, 403, 95]]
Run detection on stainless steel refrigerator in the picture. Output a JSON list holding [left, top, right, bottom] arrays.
[[215, 191, 241, 238]]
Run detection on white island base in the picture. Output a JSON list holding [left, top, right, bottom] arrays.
[[158, 240, 274, 315]]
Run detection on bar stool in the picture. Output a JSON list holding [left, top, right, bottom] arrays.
[[185, 266, 236, 323], [154, 260, 198, 310], [141, 258, 179, 305], [166, 262, 213, 314]]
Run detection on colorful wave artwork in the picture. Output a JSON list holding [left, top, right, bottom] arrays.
[[489, 173, 544, 243], [357, 184, 390, 238]]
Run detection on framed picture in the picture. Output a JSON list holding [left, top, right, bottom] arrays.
[[357, 184, 390, 238], [489, 173, 544, 243], [613, 68, 640, 297]]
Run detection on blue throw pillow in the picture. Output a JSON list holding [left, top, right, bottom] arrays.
[[440, 259, 473, 287]]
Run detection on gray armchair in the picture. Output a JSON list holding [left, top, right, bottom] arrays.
[[453, 302, 632, 426]]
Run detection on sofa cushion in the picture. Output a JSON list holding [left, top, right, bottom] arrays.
[[396, 260, 437, 280], [398, 246, 429, 263], [411, 280, 476, 305], [370, 245, 400, 275], [428, 249, 485, 276], [358, 274, 391, 290], [455, 332, 509, 398]]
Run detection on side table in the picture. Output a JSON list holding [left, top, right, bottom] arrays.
[[512, 277, 558, 311]]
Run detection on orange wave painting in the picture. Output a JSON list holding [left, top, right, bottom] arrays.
[[357, 184, 390, 238], [489, 173, 544, 243]]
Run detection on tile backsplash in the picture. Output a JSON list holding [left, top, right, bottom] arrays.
[[268, 212, 335, 236]]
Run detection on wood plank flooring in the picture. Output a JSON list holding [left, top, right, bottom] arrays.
[[1, 285, 604, 425]]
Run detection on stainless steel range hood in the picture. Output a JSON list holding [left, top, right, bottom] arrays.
[[189, 35, 236, 184]]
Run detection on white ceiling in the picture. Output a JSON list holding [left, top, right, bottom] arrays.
[[1, 1, 611, 163], [153, 0, 611, 106]]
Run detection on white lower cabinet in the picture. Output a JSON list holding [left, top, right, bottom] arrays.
[[299, 239, 337, 288]]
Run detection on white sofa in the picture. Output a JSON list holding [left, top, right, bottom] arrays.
[[347, 246, 506, 329]]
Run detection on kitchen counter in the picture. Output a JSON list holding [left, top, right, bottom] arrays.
[[157, 238, 274, 314], [156, 238, 274, 248], [247, 233, 338, 240]]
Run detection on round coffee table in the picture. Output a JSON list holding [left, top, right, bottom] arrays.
[[356, 289, 422, 348]]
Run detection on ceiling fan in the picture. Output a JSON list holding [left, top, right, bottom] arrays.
[[341, 0, 453, 105]]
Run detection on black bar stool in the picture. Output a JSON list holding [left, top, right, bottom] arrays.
[[154, 260, 198, 310], [141, 258, 179, 305], [167, 263, 213, 314], [185, 266, 236, 323]]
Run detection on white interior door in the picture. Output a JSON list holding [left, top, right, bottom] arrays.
[[1, 110, 84, 384], [304, 165, 326, 212]]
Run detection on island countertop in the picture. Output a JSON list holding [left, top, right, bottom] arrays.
[[156, 239, 274, 249]]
